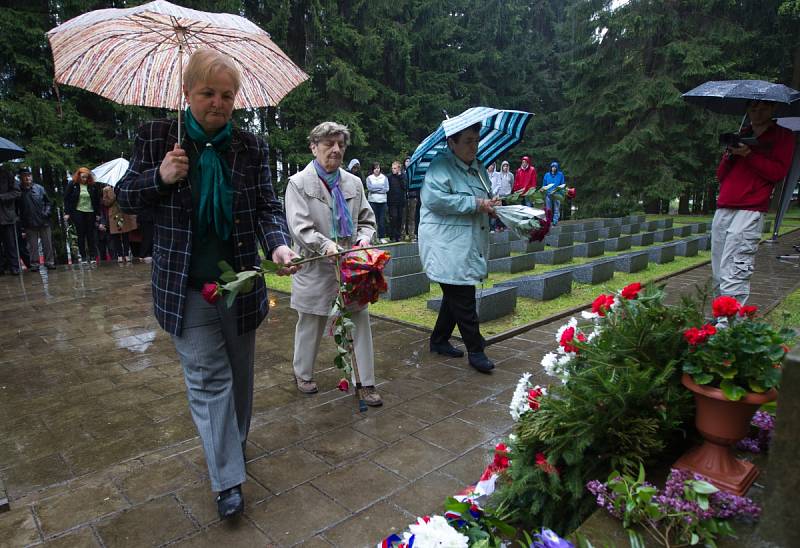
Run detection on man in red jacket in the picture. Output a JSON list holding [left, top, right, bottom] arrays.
[[513, 156, 537, 206], [712, 100, 795, 309]]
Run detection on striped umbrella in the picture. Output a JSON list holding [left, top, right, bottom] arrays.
[[47, 0, 308, 141], [406, 107, 533, 190]]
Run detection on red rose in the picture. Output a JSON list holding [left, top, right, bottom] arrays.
[[738, 305, 758, 318], [621, 282, 642, 300], [337, 379, 350, 392], [712, 296, 741, 318], [201, 282, 221, 304], [591, 294, 615, 316]]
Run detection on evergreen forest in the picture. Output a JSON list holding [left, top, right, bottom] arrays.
[[2, 0, 799, 216]]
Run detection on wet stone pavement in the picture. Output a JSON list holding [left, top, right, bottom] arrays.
[[1, 233, 798, 547]]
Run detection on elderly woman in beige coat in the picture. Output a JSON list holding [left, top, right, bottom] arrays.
[[285, 122, 382, 406]]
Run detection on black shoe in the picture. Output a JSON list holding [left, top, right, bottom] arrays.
[[9, 270, 20, 276], [468, 352, 495, 373], [216, 485, 244, 520], [430, 342, 465, 358]]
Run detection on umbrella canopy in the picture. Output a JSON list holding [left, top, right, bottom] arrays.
[[0, 136, 26, 162], [46, 0, 308, 111], [406, 107, 533, 190], [682, 80, 800, 116], [92, 157, 130, 187]]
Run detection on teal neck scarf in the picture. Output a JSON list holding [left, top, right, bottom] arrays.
[[184, 107, 234, 240]]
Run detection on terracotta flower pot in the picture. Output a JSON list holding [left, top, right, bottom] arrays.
[[673, 373, 777, 496]]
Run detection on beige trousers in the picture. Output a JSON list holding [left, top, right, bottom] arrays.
[[711, 208, 764, 305], [292, 308, 376, 386]]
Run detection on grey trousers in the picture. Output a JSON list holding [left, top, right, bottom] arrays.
[[711, 208, 764, 305], [292, 308, 376, 386], [171, 289, 255, 492], [25, 225, 55, 266]]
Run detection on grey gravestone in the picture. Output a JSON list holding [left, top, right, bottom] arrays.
[[696, 234, 711, 251], [383, 255, 423, 277], [574, 240, 606, 258], [631, 232, 655, 246], [674, 225, 693, 237], [604, 235, 632, 252], [633, 214, 646, 224], [488, 252, 537, 273], [757, 348, 800, 547], [490, 231, 509, 244], [656, 218, 673, 229], [644, 220, 660, 231], [582, 220, 602, 230], [674, 237, 699, 257], [510, 239, 546, 253], [489, 242, 511, 260], [386, 242, 419, 258], [383, 272, 430, 300], [573, 229, 599, 243], [648, 245, 676, 264], [557, 223, 579, 234], [614, 251, 649, 273], [621, 223, 641, 235], [692, 222, 708, 234], [495, 270, 573, 300], [427, 286, 517, 323], [545, 232, 574, 247], [532, 245, 574, 265], [599, 225, 621, 239], [568, 259, 615, 284], [653, 228, 675, 243], [604, 218, 624, 227], [507, 230, 522, 241]]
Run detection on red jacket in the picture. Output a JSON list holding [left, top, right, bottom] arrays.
[[716, 123, 795, 212], [513, 166, 537, 193]]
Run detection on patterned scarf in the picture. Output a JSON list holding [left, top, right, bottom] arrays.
[[184, 107, 233, 240], [313, 160, 354, 239]]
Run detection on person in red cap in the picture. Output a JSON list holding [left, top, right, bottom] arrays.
[[513, 156, 537, 205]]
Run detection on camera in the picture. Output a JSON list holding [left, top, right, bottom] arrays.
[[719, 132, 759, 148]]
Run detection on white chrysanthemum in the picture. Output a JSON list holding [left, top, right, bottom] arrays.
[[581, 310, 600, 320], [555, 317, 577, 343], [541, 352, 562, 376], [509, 372, 532, 421], [404, 516, 469, 548]]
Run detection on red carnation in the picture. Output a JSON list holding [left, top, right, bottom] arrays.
[[337, 379, 350, 392], [535, 452, 558, 475], [738, 305, 758, 318], [712, 296, 741, 318], [591, 294, 615, 316], [201, 282, 221, 304], [621, 282, 642, 300], [559, 326, 584, 353], [527, 387, 544, 410]]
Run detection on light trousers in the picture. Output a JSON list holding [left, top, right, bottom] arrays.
[[171, 290, 255, 492], [711, 208, 764, 305], [292, 308, 376, 386]]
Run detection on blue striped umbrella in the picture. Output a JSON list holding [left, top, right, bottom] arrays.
[[406, 107, 533, 189]]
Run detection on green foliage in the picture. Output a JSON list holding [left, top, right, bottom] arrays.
[[491, 286, 699, 534], [443, 497, 516, 547]]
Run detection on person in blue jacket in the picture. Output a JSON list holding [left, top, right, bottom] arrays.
[[542, 161, 565, 225]]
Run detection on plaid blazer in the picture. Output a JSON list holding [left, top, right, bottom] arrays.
[[117, 119, 291, 336]]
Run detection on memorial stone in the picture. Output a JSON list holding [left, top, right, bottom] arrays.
[[613, 251, 649, 273], [604, 235, 632, 252], [573, 240, 606, 258], [495, 270, 573, 300], [532, 245, 574, 265], [427, 286, 517, 323], [599, 225, 621, 239], [383, 272, 430, 300], [648, 244, 676, 264], [653, 228, 674, 242], [631, 231, 655, 246], [573, 229, 599, 243], [488, 252, 537, 273]]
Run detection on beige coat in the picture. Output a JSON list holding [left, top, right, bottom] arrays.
[[285, 161, 377, 315]]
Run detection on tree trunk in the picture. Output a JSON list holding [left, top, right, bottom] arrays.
[[644, 198, 661, 214], [678, 192, 690, 215]]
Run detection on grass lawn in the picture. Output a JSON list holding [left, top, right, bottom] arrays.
[[767, 286, 800, 330]]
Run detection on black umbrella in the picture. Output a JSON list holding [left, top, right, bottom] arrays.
[[0, 136, 26, 162], [682, 80, 800, 116]]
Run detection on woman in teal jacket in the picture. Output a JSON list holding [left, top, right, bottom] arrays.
[[418, 123, 499, 373]]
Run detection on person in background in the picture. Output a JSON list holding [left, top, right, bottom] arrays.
[[347, 158, 363, 187], [542, 161, 565, 225], [101, 185, 137, 263], [95, 184, 113, 262], [402, 156, 418, 240], [513, 155, 537, 197], [419, 122, 499, 374], [712, 100, 795, 309], [387, 160, 406, 242], [17, 167, 56, 270], [490, 161, 513, 231], [284, 121, 382, 406], [0, 167, 21, 275], [366, 162, 389, 241], [64, 167, 101, 264]]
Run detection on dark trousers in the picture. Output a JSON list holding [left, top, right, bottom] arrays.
[[111, 232, 131, 259], [388, 203, 404, 241], [431, 283, 484, 353], [73, 211, 97, 261], [414, 199, 421, 236], [0, 224, 19, 273], [369, 202, 387, 239], [138, 221, 154, 258]]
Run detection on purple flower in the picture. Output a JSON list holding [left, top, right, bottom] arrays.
[[531, 528, 574, 548]]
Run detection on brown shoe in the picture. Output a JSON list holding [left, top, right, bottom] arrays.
[[360, 386, 383, 407], [295, 377, 318, 394]]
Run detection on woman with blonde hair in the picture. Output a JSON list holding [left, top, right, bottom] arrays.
[[64, 167, 101, 263], [117, 48, 299, 520]]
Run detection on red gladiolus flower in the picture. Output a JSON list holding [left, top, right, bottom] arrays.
[[528, 387, 544, 410], [591, 294, 615, 316], [621, 282, 642, 300], [201, 282, 221, 304], [712, 296, 741, 318], [337, 379, 350, 392], [738, 305, 758, 318]]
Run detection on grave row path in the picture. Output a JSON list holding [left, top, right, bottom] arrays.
[[0, 231, 798, 547]]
